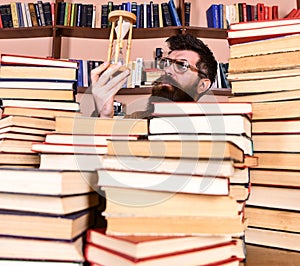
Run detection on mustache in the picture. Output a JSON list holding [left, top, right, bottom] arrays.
[[152, 74, 182, 89]]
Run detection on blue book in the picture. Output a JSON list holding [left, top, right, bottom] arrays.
[[206, 4, 219, 28], [168, 0, 181, 26], [218, 4, 223, 29], [136, 4, 141, 28]]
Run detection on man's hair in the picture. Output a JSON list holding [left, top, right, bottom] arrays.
[[166, 34, 218, 86]]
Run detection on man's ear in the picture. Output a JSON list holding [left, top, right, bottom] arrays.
[[196, 78, 211, 94]]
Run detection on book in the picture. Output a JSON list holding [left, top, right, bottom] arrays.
[[206, 4, 219, 28], [0, 261, 84, 266], [252, 134, 300, 152], [98, 169, 230, 195], [100, 154, 235, 177], [0, 87, 75, 101], [104, 215, 245, 235], [245, 206, 300, 233], [229, 34, 300, 58], [149, 115, 252, 138], [0, 153, 40, 166], [0, 168, 98, 195], [250, 169, 300, 187], [251, 100, 300, 120], [2, 106, 81, 119], [228, 88, 300, 103], [247, 185, 300, 211], [102, 186, 240, 216], [0, 235, 84, 262], [44, 133, 139, 146], [0, 208, 95, 240], [106, 139, 245, 162], [0, 99, 80, 111], [85, 241, 239, 266], [31, 142, 108, 155], [0, 192, 99, 215], [151, 102, 252, 116], [245, 227, 300, 252], [0, 139, 37, 153], [39, 154, 103, 171], [161, 2, 172, 27], [168, 0, 181, 26], [0, 115, 55, 130], [87, 228, 233, 260], [228, 69, 300, 94], [227, 18, 300, 45], [54, 116, 148, 135], [0, 65, 77, 81], [0, 126, 51, 136], [228, 50, 300, 74], [0, 132, 44, 142], [254, 152, 300, 171]]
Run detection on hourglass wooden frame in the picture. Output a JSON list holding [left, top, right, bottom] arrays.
[[107, 10, 137, 66]]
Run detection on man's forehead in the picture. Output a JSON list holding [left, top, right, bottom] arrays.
[[168, 50, 200, 62]]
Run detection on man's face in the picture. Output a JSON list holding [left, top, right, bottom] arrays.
[[153, 50, 203, 101]]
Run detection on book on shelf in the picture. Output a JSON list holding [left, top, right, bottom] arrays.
[[149, 115, 252, 138], [0, 208, 95, 240], [227, 18, 300, 45], [0, 65, 77, 81], [85, 241, 240, 266], [0, 168, 98, 195], [148, 134, 253, 156], [39, 153, 103, 171], [0, 192, 99, 215], [245, 227, 300, 252], [168, 0, 181, 26], [0, 87, 75, 101], [106, 139, 245, 162], [250, 169, 300, 187], [0, 115, 55, 131], [251, 100, 300, 120], [229, 34, 300, 58], [2, 106, 81, 119], [0, 235, 85, 262], [206, 4, 220, 28], [86, 228, 234, 260], [161, 2, 173, 27], [54, 116, 148, 136], [184, 2, 191, 26], [228, 50, 300, 74], [254, 152, 300, 171], [247, 185, 300, 211], [245, 206, 300, 233], [0, 99, 80, 111], [97, 169, 231, 195], [0, 54, 78, 68], [252, 134, 300, 152]]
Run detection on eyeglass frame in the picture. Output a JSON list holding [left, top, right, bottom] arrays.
[[157, 57, 208, 78]]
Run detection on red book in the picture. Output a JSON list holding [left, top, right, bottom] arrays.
[[272, 5, 279, 19], [85, 240, 239, 266], [285, 8, 297, 18], [256, 3, 265, 21]]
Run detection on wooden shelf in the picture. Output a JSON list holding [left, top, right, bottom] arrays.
[[0, 26, 53, 39]]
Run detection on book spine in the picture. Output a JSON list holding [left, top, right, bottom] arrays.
[[0, 4, 13, 28], [86, 4, 93, 27], [131, 1, 137, 27], [10, 2, 19, 28], [168, 0, 181, 26], [161, 2, 172, 27], [42, 2, 52, 26], [28, 3, 38, 27], [76, 4, 82, 27], [21, 2, 29, 27], [107, 1, 113, 27], [101, 4, 108, 28], [57, 2, 66, 25], [16, 2, 24, 27], [153, 3, 159, 28], [34, 3, 42, 26], [206, 4, 219, 28], [37, 0, 46, 26], [184, 2, 191, 26]]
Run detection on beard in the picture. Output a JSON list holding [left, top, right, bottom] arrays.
[[146, 75, 196, 114]]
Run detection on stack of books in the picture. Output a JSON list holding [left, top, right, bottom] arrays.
[[227, 20, 300, 252], [84, 101, 255, 265]]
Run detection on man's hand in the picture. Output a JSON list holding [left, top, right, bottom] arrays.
[[91, 62, 130, 118]]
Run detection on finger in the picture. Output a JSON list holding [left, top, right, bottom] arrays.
[[91, 62, 109, 84], [97, 64, 129, 87]]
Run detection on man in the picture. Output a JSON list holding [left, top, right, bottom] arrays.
[[91, 33, 217, 118]]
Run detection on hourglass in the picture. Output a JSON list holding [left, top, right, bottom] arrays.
[[107, 10, 136, 67]]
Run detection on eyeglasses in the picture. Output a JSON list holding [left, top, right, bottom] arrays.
[[157, 57, 206, 77]]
